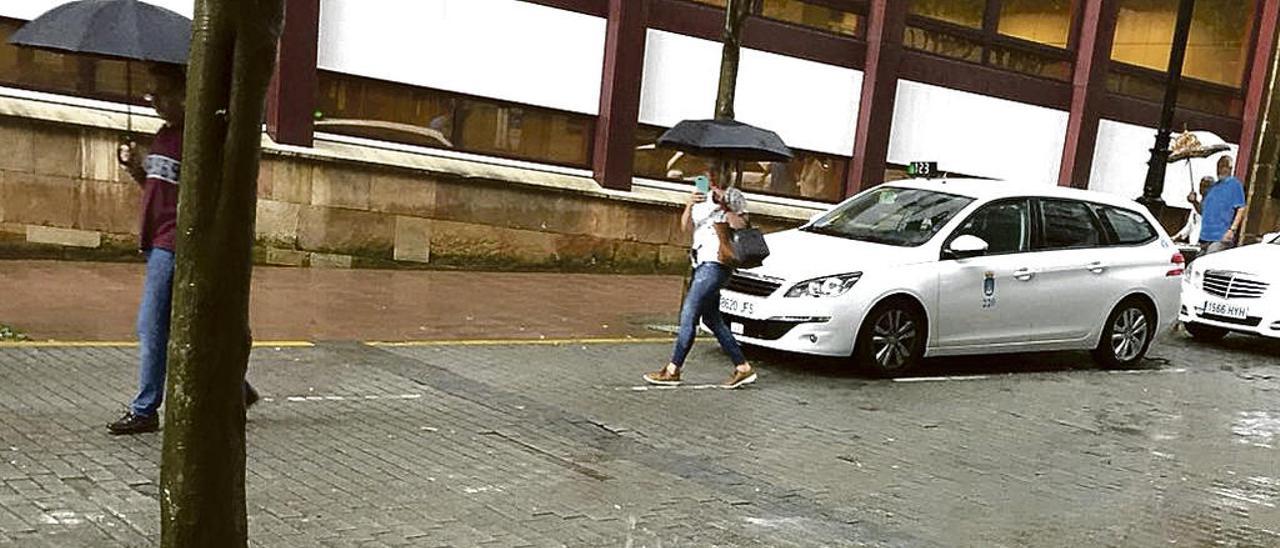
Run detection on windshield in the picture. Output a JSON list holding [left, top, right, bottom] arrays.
[[803, 186, 975, 247]]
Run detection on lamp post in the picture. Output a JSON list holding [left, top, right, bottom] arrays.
[[1138, 0, 1197, 215]]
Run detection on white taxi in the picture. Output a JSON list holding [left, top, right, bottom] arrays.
[[1179, 232, 1280, 341], [720, 179, 1184, 376]]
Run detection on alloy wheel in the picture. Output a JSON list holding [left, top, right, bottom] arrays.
[[871, 309, 917, 370], [1110, 307, 1149, 363]]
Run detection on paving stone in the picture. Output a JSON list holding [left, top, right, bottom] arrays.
[[0, 335, 1278, 546]]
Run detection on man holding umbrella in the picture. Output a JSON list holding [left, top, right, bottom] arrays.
[[5, 0, 259, 434], [106, 64, 259, 435], [1197, 155, 1248, 255]]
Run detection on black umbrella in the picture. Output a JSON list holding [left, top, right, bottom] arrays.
[[8, 0, 191, 65], [657, 119, 793, 163]]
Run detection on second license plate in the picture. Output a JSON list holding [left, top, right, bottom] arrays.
[[1204, 299, 1248, 320]]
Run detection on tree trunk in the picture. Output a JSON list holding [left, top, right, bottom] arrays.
[[714, 0, 751, 122], [159, 0, 283, 546], [714, 0, 751, 188]]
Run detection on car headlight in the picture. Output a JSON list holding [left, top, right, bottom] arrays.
[[785, 272, 863, 298]]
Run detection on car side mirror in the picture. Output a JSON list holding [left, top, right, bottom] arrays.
[[946, 234, 989, 259]]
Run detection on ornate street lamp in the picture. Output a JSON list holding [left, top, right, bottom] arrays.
[[1138, 0, 1197, 214]]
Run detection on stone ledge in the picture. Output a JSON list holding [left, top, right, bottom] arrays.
[[26, 225, 101, 248], [310, 252, 353, 269]]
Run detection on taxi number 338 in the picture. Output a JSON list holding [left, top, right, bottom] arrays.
[[720, 297, 755, 316]]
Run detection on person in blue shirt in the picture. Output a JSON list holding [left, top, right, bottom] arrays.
[[1198, 156, 1248, 254]]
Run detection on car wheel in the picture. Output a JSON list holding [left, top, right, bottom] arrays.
[[1184, 321, 1228, 342], [853, 299, 926, 377], [1092, 299, 1155, 369]]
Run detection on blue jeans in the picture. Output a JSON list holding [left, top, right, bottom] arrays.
[[131, 249, 175, 417], [671, 262, 747, 368], [130, 249, 255, 417]]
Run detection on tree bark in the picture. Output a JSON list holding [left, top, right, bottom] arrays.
[[714, 0, 750, 122], [159, 0, 283, 546], [714, 0, 751, 188]]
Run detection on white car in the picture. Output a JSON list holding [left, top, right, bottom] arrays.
[[720, 179, 1185, 376], [1179, 232, 1280, 341]]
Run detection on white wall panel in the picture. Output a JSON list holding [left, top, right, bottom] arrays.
[[887, 80, 1068, 186], [3, 0, 193, 20], [318, 0, 605, 115], [1089, 119, 1237, 209], [638, 29, 861, 156]]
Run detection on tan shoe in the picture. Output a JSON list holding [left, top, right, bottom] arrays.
[[722, 367, 757, 389], [643, 367, 682, 386]]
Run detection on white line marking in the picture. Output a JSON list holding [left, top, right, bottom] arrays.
[[267, 394, 423, 403], [892, 375, 990, 383], [1105, 368, 1188, 375], [619, 384, 724, 391]]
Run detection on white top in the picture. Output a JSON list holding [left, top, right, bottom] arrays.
[[690, 188, 746, 265], [1174, 209, 1202, 244]]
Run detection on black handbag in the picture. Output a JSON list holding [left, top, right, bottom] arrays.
[[729, 223, 770, 269]]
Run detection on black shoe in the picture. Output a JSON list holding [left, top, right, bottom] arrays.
[[245, 384, 260, 410], [107, 411, 158, 435]]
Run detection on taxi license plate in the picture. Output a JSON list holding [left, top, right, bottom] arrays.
[[1204, 300, 1248, 320], [720, 296, 756, 317]]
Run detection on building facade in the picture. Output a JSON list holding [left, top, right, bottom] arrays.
[[0, 0, 1277, 269]]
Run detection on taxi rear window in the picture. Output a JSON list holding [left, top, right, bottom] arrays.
[[1097, 206, 1158, 245]]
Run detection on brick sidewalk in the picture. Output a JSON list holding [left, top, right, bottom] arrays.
[[1, 335, 1279, 546], [0, 261, 683, 342]]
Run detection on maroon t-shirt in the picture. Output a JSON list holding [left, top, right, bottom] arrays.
[[139, 124, 182, 251]]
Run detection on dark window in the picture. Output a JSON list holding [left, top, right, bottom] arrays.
[[1038, 199, 1103, 249], [952, 199, 1031, 254], [0, 17, 155, 105], [689, 0, 864, 37], [315, 71, 594, 168], [902, 1, 1076, 82], [910, 0, 986, 28], [759, 0, 862, 37], [1111, 0, 1256, 87], [998, 0, 1075, 48], [1099, 206, 1158, 245]]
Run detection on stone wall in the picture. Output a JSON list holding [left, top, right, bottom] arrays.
[[0, 116, 805, 273]]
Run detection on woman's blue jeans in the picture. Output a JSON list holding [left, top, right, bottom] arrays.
[[671, 262, 747, 368]]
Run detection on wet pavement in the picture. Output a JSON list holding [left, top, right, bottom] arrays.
[[1, 331, 1278, 546], [0, 261, 681, 342]]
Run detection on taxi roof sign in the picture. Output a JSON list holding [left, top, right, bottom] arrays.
[[906, 161, 939, 179]]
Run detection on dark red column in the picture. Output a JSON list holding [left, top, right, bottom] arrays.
[[266, 0, 320, 148], [1058, 0, 1121, 188], [592, 0, 649, 191], [1235, 0, 1280, 181], [846, 0, 908, 196]]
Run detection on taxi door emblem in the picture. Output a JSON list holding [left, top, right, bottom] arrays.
[[982, 271, 997, 309]]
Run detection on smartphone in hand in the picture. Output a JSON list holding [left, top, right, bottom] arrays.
[[694, 175, 710, 193]]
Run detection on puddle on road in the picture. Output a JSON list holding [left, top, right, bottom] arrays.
[[1231, 411, 1280, 448], [1211, 476, 1279, 510]]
